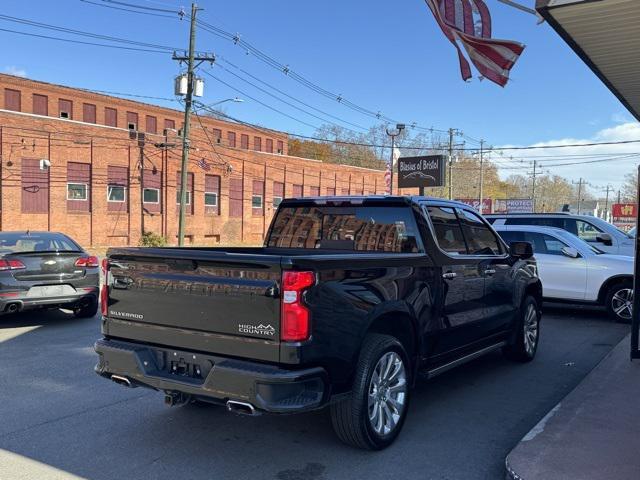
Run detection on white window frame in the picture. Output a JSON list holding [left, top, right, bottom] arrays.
[[252, 194, 264, 209], [176, 190, 191, 205], [204, 191, 218, 207], [67, 182, 88, 201], [107, 185, 126, 203], [143, 187, 160, 204]]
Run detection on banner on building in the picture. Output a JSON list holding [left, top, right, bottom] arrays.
[[456, 198, 492, 215], [612, 203, 637, 231], [494, 198, 534, 214], [397, 155, 445, 188]]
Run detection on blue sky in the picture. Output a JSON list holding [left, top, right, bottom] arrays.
[[2, 0, 639, 188]]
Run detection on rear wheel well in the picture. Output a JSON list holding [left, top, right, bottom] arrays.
[[366, 313, 417, 363], [598, 276, 633, 304]]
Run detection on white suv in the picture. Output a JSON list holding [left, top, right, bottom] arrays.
[[486, 213, 634, 256], [495, 225, 633, 323]]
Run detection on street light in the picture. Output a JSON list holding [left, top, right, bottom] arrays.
[[208, 97, 244, 107], [386, 123, 405, 195]]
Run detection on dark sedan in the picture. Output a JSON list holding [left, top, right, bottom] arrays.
[[0, 231, 99, 318]]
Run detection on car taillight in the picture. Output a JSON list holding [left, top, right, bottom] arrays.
[[75, 256, 99, 268], [0, 259, 26, 271], [100, 258, 109, 317], [281, 271, 315, 342]]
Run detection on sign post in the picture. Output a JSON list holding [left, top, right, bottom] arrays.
[[397, 155, 446, 195]]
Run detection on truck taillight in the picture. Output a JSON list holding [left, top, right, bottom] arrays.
[[281, 271, 315, 342], [100, 258, 109, 316], [75, 256, 99, 268]]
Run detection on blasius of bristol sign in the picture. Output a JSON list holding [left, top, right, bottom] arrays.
[[397, 155, 446, 188]]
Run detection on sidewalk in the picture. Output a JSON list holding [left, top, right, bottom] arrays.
[[506, 333, 640, 480]]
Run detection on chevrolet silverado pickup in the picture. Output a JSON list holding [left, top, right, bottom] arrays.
[[95, 196, 542, 450]]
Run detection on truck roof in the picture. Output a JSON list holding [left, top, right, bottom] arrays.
[[279, 195, 471, 209]]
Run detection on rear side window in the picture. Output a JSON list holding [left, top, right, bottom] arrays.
[[426, 206, 467, 255], [0, 233, 79, 253], [457, 209, 503, 255], [267, 206, 421, 253]]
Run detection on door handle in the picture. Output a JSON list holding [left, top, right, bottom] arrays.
[[442, 272, 457, 280], [484, 269, 496, 276]]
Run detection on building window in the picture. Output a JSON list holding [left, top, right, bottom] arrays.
[[241, 134, 249, 150], [59, 99, 73, 119], [32, 94, 48, 116], [228, 131, 236, 148], [83, 103, 96, 124], [253, 136, 262, 151], [105, 107, 117, 127], [273, 181, 284, 207], [127, 111, 138, 130], [67, 162, 91, 212], [4, 89, 21, 112], [252, 180, 264, 214], [292, 184, 303, 197], [164, 119, 176, 131], [326, 187, 336, 196], [67, 183, 88, 201], [211, 129, 222, 143], [229, 178, 243, 218], [176, 190, 191, 205], [205, 192, 218, 207], [309, 186, 320, 196], [107, 166, 128, 212], [146, 115, 157, 134], [143, 188, 160, 204], [266, 138, 274, 153], [205, 174, 220, 214], [21, 158, 49, 214], [277, 140, 284, 154], [108, 186, 126, 202]]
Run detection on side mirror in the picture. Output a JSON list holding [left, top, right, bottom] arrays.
[[596, 233, 613, 246], [510, 241, 534, 260], [561, 247, 580, 258]]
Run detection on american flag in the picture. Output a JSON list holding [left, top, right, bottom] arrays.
[[195, 158, 211, 171], [424, 0, 525, 87]]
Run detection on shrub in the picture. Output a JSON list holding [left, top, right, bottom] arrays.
[[139, 231, 167, 247]]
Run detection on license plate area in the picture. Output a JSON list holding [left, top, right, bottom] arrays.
[[26, 285, 76, 297], [169, 356, 203, 379]]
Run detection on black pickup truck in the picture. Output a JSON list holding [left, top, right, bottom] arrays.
[[95, 196, 542, 449]]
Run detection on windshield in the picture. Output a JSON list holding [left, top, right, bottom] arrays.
[[0, 233, 81, 254]]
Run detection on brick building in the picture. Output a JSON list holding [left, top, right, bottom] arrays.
[[0, 74, 386, 247]]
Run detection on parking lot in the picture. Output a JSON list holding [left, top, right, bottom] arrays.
[[0, 306, 629, 480]]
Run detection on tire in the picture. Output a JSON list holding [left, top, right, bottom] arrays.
[[74, 297, 98, 318], [503, 296, 540, 363], [605, 280, 633, 324], [330, 334, 410, 450]]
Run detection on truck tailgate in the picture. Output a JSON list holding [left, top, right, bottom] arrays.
[[104, 249, 282, 362]]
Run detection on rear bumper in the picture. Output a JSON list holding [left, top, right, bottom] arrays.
[[0, 288, 98, 313], [94, 338, 330, 414]]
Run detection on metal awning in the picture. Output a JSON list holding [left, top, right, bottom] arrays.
[[536, 0, 640, 122]]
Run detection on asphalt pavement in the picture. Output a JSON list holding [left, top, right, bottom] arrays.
[[0, 305, 629, 480]]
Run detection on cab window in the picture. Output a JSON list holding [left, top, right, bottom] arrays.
[[457, 208, 503, 255], [575, 220, 603, 242], [426, 206, 467, 255]]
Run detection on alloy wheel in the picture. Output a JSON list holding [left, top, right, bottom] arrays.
[[612, 288, 633, 321], [523, 303, 538, 356], [367, 351, 407, 436]]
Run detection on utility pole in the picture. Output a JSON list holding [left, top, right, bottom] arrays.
[[604, 185, 614, 221], [531, 160, 538, 212], [173, 3, 214, 246], [386, 124, 405, 195], [573, 178, 585, 214], [447, 128, 460, 200], [478, 139, 485, 213]]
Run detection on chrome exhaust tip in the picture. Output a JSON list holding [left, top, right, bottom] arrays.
[[226, 400, 258, 416], [110, 374, 132, 388]]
